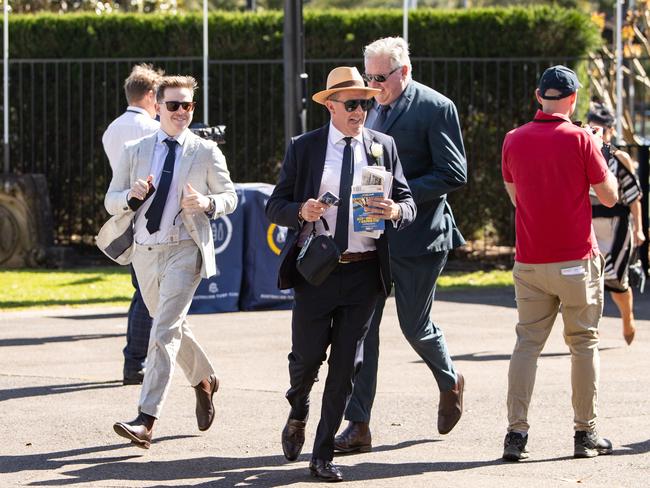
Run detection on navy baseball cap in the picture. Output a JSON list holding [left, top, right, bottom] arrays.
[[538, 65, 582, 100]]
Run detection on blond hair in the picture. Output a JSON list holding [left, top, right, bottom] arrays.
[[156, 75, 198, 102], [124, 63, 164, 105]]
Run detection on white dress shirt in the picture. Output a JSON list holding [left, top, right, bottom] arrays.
[[300, 122, 376, 253], [133, 129, 191, 245], [102, 106, 160, 171]]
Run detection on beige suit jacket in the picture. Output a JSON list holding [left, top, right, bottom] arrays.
[[104, 131, 238, 278]]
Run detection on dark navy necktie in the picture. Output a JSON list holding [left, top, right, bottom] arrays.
[[334, 137, 353, 253], [373, 104, 390, 130], [145, 138, 177, 234]]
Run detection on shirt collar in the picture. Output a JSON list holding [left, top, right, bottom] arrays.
[[157, 128, 190, 146], [126, 105, 151, 117], [328, 121, 364, 146], [533, 109, 572, 123]]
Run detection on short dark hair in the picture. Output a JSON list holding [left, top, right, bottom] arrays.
[[124, 63, 164, 105], [587, 102, 615, 128], [156, 76, 198, 102]]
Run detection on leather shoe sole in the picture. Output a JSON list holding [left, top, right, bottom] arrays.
[[334, 442, 372, 454], [113, 422, 151, 449]]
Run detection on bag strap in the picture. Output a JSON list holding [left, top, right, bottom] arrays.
[[310, 216, 331, 235]]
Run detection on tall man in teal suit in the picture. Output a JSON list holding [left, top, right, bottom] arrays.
[[336, 36, 468, 452]]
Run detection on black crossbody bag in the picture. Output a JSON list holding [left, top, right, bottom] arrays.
[[296, 217, 341, 286]]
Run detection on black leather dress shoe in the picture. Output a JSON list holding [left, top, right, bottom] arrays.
[[309, 458, 343, 482], [113, 413, 155, 449], [282, 418, 306, 461], [194, 374, 219, 431], [438, 372, 464, 435], [334, 421, 372, 453], [122, 370, 144, 385]]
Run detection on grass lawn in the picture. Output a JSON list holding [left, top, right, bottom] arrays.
[[0, 267, 513, 311]]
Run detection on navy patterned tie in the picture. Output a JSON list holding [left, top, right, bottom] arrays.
[[373, 104, 390, 131], [334, 137, 353, 253], [145, 138, 177, 234]]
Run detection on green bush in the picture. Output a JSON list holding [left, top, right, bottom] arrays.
[[5, 7, 597, 59], [1, 7, 599, 245]]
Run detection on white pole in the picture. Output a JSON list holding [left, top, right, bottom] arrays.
[[203, 0, 209, 125], [615, 0, 623, 142], [403, 0, 408, 44], [3, 0, 9, 174]]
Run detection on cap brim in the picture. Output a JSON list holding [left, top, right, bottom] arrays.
[[312, 86, 381, 105]]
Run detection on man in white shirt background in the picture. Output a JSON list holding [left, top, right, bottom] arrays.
[[102, 63, 163, 386]]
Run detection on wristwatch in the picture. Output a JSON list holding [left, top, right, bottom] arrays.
[[298, 202, 305, 225]]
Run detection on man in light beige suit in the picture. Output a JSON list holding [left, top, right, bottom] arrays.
[[105, 75, 238, 449]]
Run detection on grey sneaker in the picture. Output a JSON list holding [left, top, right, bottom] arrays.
[[574, 431, 613, 458], [503, 432, 529, 461]]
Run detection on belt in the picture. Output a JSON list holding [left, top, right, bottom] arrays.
[[338, 250, 378, 264]]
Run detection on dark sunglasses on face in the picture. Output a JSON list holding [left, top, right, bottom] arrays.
[[362, 66, 402, 83], [330, 98, 373, 112], [163, 101, 196, 112]]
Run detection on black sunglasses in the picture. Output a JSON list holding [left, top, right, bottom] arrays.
[[162, 101, 196, 112], [330, 98, 373, 112], [362, 66, 402, 83]]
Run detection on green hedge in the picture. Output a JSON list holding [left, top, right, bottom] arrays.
[[6, 7, 598, 59], [1, 8, 599, 245]]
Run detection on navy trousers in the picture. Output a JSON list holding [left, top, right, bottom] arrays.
[[123, 265, 153, 376], [344, 251, 457, 423], [287, 259, 382, 461]]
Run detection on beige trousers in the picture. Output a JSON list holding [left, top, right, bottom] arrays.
[[507, 255, 604, 433], [132, 240, 215, 419]]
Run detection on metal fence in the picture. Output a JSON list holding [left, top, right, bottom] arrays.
[[1, 56, 648, 262]]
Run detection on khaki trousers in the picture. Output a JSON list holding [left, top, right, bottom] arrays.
[[507, 255, 604, 433], [132, 240, 215, 419]]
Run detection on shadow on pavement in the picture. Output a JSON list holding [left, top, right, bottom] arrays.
[[0, 333, 123, 348], [437, 288, 516, 309], [0, 437, 195, 476], [50, 312, 128, 321], [14, 437, 650, 487], [437, 286, 650, 321], [25, 455, 504, 487], [0, 380, 122, 402], [448, 346, 618, 364]]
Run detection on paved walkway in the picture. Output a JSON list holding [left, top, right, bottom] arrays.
[[0, 288, 648, 487]]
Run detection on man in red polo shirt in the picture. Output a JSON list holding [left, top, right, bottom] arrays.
[[501, 65, 619, 461]]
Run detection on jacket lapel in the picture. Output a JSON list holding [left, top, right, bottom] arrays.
[[310, 125, 329, 196], [383, 82, 415, 133], [175, 132, 200, 204], [362, 129, 378, 166], [134, 134, 157, 182]]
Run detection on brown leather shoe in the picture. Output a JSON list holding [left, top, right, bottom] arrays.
[[334, 421, 372, 453], [194, 374, 219, 431], [282, 418, 306, 461], [438, 372, 464, 435], [113, 413, 154, 449]]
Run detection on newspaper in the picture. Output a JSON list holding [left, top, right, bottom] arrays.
[[351, 166, 393, 238]]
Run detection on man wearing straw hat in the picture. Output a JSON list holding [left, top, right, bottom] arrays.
[[266, 66, 415, 481]]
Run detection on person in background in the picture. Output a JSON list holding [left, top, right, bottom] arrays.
[[588, 102, 645, 345], [501, 65, 618, 461], [102, 63, 163, 385], [336, 36, 467, 454]]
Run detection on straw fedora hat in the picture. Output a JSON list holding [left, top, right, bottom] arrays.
[[312, 66, 381, 105]]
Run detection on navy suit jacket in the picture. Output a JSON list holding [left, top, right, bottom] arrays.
[[266, 124, 415, 297], [376, 80, 467, 257]]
